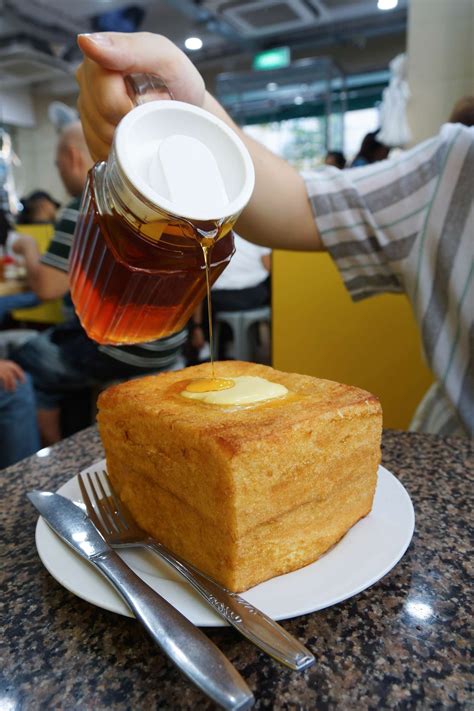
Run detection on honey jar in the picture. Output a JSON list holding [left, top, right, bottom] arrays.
[[69, 75, 255, 345]]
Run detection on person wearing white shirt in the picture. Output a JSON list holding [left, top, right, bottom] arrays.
[[212, 234, 271, 306], [189, 235, 271, 360]]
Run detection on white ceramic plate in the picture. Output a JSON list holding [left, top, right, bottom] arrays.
[[35, 460, 415, 627]]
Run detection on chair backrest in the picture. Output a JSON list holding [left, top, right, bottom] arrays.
[[214, 307, 271, 362]]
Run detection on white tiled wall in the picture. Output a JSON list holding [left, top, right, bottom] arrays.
[[407, 0, 474, 143], [13, 93, 77, 206]]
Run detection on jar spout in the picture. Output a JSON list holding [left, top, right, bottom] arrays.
[[196, 226, 220, 248]]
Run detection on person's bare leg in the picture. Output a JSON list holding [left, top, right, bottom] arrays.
[[37, 408, 61, 445]]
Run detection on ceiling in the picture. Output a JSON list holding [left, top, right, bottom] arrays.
[[0, 0, 407, 92]]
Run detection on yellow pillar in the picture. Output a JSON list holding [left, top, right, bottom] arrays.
[[407, 0, 474, 143]]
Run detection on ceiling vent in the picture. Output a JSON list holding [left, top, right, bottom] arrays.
[[203, 0, 320, 36], [0, 43, 72, 88]]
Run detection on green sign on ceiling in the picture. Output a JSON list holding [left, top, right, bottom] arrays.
[[253, 46, 290, 71]]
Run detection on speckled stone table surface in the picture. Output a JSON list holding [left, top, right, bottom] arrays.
[[2, 428, 472, 710]]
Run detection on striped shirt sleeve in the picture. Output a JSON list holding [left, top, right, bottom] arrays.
[[304, 124, 474, 436], [40, 198, 81, 272], [305, 134, 446, 301], [98, 328, 188, 368]]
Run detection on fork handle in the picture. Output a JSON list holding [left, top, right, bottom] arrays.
[[92, 550, 254, 711], [146, 541, 315, 672]]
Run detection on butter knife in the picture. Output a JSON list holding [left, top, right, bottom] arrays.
[[28, 491, 254, 711]]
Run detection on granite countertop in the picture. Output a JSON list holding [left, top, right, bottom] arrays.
[[2, 428, 472, 709]]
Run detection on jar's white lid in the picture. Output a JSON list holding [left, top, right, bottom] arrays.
[[113, 100, 255, 223]]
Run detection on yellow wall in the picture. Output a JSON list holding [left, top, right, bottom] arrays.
[[272, 251, 434, 430]]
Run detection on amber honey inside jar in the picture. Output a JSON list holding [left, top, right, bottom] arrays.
[[70, 166, 234, 345]]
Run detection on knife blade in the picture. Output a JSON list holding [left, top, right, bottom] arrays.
[[28, 490, 254, 711]]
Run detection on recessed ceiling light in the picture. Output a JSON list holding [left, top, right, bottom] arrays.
[[377, 0, 398, 10], [266, 82, 278, 91], [185, 37, 203, 51], [294, 95, 304, 105]]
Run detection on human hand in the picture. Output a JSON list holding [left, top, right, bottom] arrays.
[[76, 32, 206, 161], [0, 360, 26, 391]]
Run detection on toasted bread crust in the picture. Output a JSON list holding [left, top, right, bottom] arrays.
[[98, 361, 382, 591]]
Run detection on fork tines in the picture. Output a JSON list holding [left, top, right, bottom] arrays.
[[78, 470, 130, 536]]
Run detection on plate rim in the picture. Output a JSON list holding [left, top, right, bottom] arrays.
[[35, 462, 415, 626]]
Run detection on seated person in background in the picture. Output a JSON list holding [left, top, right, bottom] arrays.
[[0, 210, 42, 324], [11, 121, 186, 446], [1, 191, 59, 322], [75, 32, 473, 437], [448, 95, 474, 126], [324, 151, 346, 170], [189, 234, 270, 361], [17, 191, 60, 225], [350, 130, 390, 167], [211, 234, 270, 312], [0, 359, 40, 469]]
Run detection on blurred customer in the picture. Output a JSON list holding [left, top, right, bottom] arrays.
[[324, 151, 346, 170], [351, 130, 390, 167], [212, 236, 270, 312], [11, 122, 186, 445], [74, 31, 473, 437], [449, 95, 474, 127], [189, 235, 271, 361], [18, 191, 61, 225], [0, 360, 40, 468], [1, 189, 61, 321], [10, 123, 90, 302], [0, 210, 41, 323]]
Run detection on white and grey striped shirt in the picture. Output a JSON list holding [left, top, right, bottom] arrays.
[[305, 123, 473, 437]]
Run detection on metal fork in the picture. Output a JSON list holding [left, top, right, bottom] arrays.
[[78, 470, 315, 672]]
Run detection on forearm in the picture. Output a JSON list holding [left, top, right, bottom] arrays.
[[18, 240, 43, 292], [20, 244, 69, 300], [76, 33, 323, 252], [203, 93, 323, 252], [32, 264, 70, 300]]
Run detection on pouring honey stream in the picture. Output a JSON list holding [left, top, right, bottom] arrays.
[[186, 233, 235, 394]]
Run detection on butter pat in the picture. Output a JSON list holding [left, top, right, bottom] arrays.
[[182, 375, 288, 405]]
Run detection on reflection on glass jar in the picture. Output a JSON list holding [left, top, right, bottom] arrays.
[[70, 164, 235, 345]]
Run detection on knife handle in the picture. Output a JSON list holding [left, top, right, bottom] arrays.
[[92, 550, 254, 711], [146, 541, 315, 671]]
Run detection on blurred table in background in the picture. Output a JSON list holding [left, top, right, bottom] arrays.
[[0, 278, 28, 297]]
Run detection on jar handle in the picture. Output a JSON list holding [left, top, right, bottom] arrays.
[[124, 73, 173, 107]]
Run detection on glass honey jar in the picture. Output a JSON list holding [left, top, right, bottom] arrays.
[[69, 75, 255, 345]]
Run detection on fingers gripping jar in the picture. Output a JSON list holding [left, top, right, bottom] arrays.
[[69, 75, 255, 345]]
